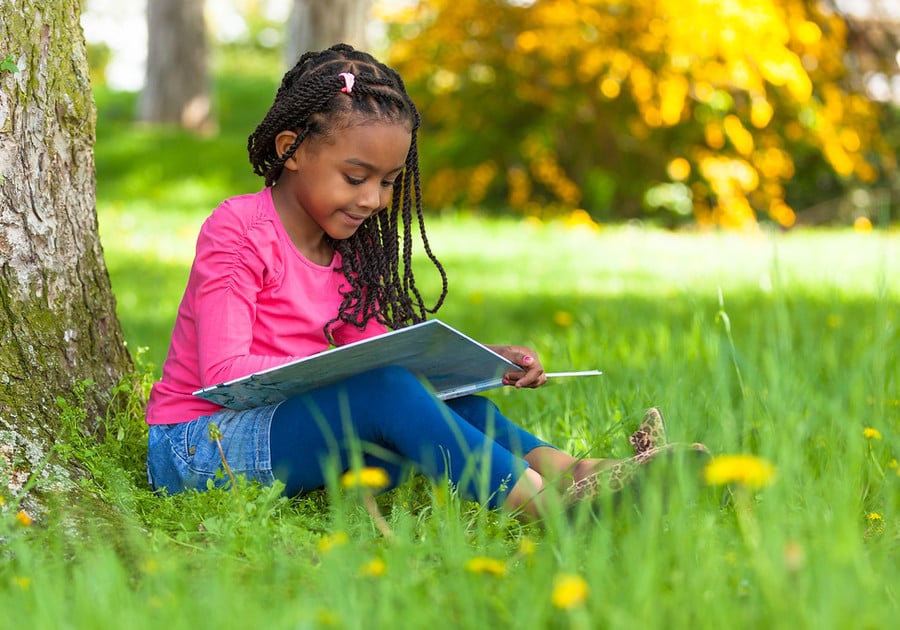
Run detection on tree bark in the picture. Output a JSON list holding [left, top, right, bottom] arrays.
[[139, 0, 213, 132], [0, 0, 132, 513], [285, 0, 372, 66]]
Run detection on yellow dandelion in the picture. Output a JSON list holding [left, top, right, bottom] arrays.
[[783, 541, 805, 572], [552, 573, 589, 609], [553, 311, 574, 327], [315, 609, 341, 627], [518, 536, 536, 556], [317, 531, 348, 553], [464, 557, 507, 577], [359, 558, 387, 577], [15, 511, 32, 527], [13, 576, 31, 591], [341, 467, 390, 491], [863, 427, 882, 440], [703, 454, 776, 489], [866, 512, 882, 521], [889, 459, 898, 469]]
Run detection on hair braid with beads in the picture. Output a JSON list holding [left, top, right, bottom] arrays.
[[247, 44, 448, 341]]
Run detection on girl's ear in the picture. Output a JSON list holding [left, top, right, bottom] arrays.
[[275, 131, 301, 171]]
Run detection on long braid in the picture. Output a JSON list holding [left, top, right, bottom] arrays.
[[247, 44, 448, 341]]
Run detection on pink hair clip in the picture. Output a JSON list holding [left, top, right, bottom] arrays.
[[339, 72, 355, 94]]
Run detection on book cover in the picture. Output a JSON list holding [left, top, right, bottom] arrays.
[[193, 319, 520, 410]]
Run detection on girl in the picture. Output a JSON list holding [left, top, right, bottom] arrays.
[[145, 44, 693, 521]]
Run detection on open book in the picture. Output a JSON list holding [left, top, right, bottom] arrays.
[[193, 319, 600, 411]]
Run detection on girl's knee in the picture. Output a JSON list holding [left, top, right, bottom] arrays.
[[448, 395, 499, 420], [360, 365, 423, 391]]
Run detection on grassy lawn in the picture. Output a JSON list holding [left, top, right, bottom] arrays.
[[2, 61, 898, 628]]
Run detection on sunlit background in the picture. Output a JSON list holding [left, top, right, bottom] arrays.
[[82, 0, 900, 231]]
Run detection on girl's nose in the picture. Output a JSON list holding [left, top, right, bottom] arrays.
[[359, 182, 384, 211]]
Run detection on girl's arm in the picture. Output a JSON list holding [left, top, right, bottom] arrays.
[[189, 208, 302, 387], [485, 344, 547, 389]]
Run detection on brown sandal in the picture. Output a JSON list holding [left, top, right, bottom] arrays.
[[565, 408, 710, 505]]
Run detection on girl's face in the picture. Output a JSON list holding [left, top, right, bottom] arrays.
[[275, 120, 412, 242]]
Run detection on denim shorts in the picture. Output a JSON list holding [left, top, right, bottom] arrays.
[[146, 404, 279, 494]]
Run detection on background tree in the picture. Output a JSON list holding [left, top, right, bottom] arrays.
[[0, 0, 131, 510], [384, 0, 896, 228], [140, 0, 213, 132], [285, 0, 372, 65]]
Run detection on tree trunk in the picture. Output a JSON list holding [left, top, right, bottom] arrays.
[[139, 0, 213, 132], [285, 0, 372, 66], [0, 0, 132, 514]]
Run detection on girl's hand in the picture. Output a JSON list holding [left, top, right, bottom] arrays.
[[486, 345, 547, 389]]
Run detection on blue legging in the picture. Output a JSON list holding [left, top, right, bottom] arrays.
[[269, 366, 553, 508]]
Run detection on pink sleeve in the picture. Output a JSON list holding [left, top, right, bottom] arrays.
[[191, 212, 299, 386]]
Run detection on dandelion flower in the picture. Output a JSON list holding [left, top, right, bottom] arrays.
[[518, 536, 536, 556], [866, 512, 882, 521], [15, 511, 32, 527], [863, 427, 882, 440], [551, 573, 589, 609], [783, 541, 805, 571], [553, 311, 574, 327], [703, 454, 776, 489], [464, 557, 507, 577], [317, 531, 348, 553], [13, 576, 31, 591], [315, 609, 341, 627], [341, 467, 390, 491], [359, 558, 387, 577]]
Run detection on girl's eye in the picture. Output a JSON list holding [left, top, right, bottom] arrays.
[[345, 175, 398, 187]]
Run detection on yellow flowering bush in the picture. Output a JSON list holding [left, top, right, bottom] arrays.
[[384, 0, 891, 228]]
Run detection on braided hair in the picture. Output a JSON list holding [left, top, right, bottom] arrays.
[[247, 43, 448, 341]]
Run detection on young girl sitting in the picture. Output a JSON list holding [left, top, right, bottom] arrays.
[[145, 44, 698, 521]]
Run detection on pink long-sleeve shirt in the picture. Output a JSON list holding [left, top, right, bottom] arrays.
[[145, 188, 387, 425]]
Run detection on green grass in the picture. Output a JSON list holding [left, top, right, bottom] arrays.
[[16, 215, 899, 629], [2, 56, 899, 627]]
